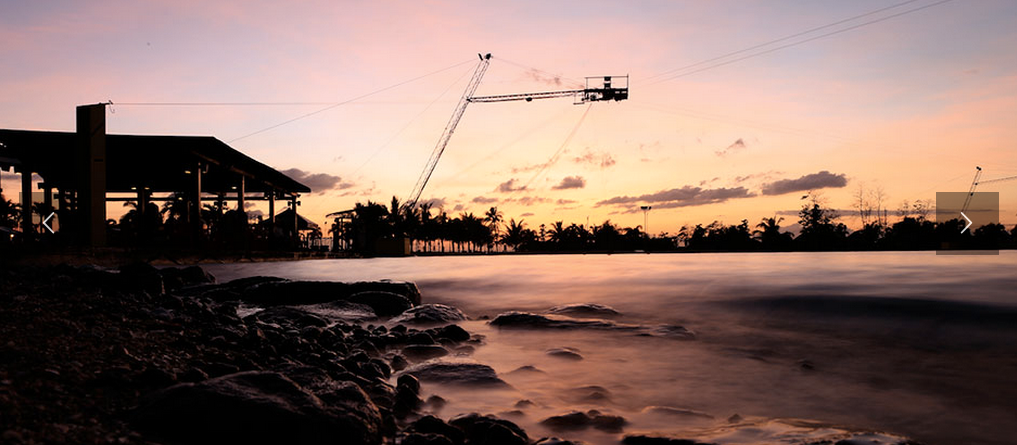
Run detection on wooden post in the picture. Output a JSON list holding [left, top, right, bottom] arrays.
[[193, 163, 203, 239], [21, 169, 32, 235], [237, 175, 245, 211], [75, 103, 106, 247], [268, 191, 275, 224]]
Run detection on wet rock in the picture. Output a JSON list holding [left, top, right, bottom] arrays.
[[408, 332, 437, 345], [403, 344, 450, 362], [160, 266, 215, 291], [400, 361, 509, 387], [407, 415, 465, 445], [541, 411, 591, 431], [390, 354, 409, 372], [397, 374, 421, 395], [449, 413, 528, 445], [246, 306, 329, 329], [641, 406, 715, 420], [490, 312, 618, 330], [535, 438, 585, 445], [514, 399, 536, 409], [348, 291, 413, 317], [118, 263, 165, 295], [402, 433, 456, 445], [547, 303, 620, 318], [507, 365, 545, 375], [434, 324, 471, 342], [622, 436, 717, 445], [590, 414, 625, 432], [541, 410, 626, 433], [646, 325, 696, 340], [565, 385, 611, 403], [546, 347, 584, 361], [391, 304, 467, 325], [133, 371, 382, 445], [242, 280, 421, 306], [424, 395, 447, 412]]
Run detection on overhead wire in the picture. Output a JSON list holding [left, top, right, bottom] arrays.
[[495, 56, 586, 88], [225, 58, 476, 143], [643, 0, 923, 82], [348, 64, 475, 178], [516, 103, 594, 195], [430, 105, 580, 193], [646, 0, 955, 86]]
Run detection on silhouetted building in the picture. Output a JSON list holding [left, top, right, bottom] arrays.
[[0, 104, 310, 247]]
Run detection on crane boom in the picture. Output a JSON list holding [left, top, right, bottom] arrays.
[[403, 55, 628, 210], [468, 89, 584, 103], [961, 166, 982, 213], [405, 53, 492, 209]]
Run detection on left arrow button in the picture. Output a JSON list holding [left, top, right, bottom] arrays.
[[42, 212, 55, 234]]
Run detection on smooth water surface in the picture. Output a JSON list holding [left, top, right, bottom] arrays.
[[205, 251, 1017, 445]]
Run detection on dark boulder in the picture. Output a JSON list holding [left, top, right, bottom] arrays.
[[449, 413, 528, 445], [622, 436, 717, 445], [403, 344, 450, 362], [390, 304, 467, 325], [534, 438, 584, 445], [246, 306, 329, 329], [546, 347, 584, 361], [407, 415, 465, 445], [402, 433, 456, 445], [133, 371, 382, 445], [541, 410, 626, 433], [489, 312, 617, 330], [433, 324, 470, 343], [242, 280, 421, 306], [400, 362, 509, 387], [347, 291, 413, 317], [547, 303, 620, 318], [118, 262, 165, 295], [641, 406, 714, 420]]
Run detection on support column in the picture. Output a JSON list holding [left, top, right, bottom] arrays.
[[237, 175, 245, 211], [291, 196, 299, 242], [21, 169, 32, 235], [268, 191, 275, 224], [76, 103, 106, 247], [193, 163, 203, 239]]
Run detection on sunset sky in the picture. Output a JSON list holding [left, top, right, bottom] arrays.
[[2, 0, 1016, 234]]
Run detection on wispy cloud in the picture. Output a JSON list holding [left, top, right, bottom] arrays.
[[761, 171, 847, 196], [280, 168, 354, 194], [496, 178, 527, 193], [572, 149, 616, 169], [715, 138, 746, 157], [472, 196, 498, 204], [552, 176, 586, 190], [596, 185, 754, 210]]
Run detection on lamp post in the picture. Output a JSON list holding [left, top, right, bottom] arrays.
[[640, 205, 652, 238]]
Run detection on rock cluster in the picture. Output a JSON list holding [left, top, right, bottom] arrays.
[[0, 263, 520, 445]]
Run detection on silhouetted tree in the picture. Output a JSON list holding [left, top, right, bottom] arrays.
[[796, 200, 848, 250], [754, 216, 793, 251]]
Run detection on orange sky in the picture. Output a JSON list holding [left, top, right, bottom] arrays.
[[2, 0, 1016, 234]]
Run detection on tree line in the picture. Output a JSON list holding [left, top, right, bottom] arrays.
[[330, 196, 1017, 255]]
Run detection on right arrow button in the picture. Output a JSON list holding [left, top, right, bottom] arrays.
[[960, 212, 972, 234]]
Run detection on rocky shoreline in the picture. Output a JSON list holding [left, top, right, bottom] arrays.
[[0, 264, 924, 445]]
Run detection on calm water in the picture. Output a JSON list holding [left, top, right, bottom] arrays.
[[205, 251, 1017, 445]]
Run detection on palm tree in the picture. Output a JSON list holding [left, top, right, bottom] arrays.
[[484, 206, 503, 252], [548, 221, 565, 247], [501, 218, 526, 252]]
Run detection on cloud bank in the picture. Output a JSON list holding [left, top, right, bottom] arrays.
[[761, 171, 847, 196]]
